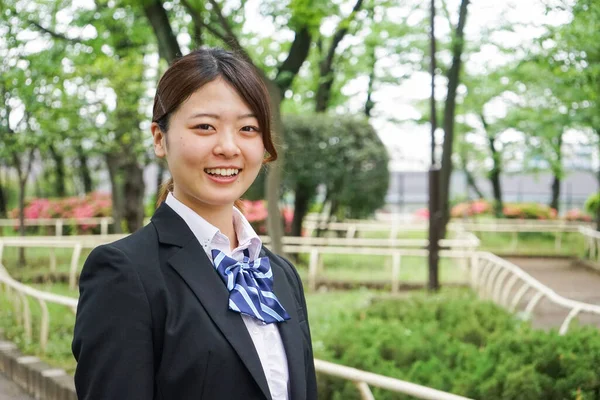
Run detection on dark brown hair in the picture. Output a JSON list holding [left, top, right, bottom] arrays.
[[152, 48, 277, 208]]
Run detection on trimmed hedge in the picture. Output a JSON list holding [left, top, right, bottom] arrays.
[[316, 290, 600, 400]]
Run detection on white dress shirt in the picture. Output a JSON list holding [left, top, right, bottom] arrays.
[[165, 192, 290, 400]]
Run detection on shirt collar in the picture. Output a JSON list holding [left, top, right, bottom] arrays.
[[165, 192, 262, 259]]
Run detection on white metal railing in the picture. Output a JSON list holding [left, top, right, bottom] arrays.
[[0, 234, 479, 293], [579, 226, 600, 264], [470, 251, 600, 335], [0, 217, 114, 236], [0, 239, 87, 290], [304, 219, 590, 251], [0, 265, 78, 352], [314, 359, 473, 400]]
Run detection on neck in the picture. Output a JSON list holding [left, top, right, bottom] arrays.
[[172, 190, 238, 250]]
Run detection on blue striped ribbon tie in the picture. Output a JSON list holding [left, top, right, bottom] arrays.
[[211, 249, 290, 324]]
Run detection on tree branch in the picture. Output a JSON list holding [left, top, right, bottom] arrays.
[[27, 20, 83, 44], [315, 0, 364, 111], [206, 0, 249, 59], [274, 26, 312, 94], [179, 0, 204, 47], [142, 0, 182, 63]]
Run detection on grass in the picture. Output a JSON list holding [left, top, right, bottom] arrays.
[[294, 254, 467, 284], [475, 231, 585, 256], [0, 283, 77, 374]]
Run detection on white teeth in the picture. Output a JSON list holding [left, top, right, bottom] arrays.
[[206, 168, 239, 177]]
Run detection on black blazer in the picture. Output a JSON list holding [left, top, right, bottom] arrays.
[[72, 203, 317, 400]]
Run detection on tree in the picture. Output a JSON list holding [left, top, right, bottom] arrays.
[[283, 113, 389, 236], [438, 0, 470, 236], [0, 15, 61, 264], [546, 0, 600, 229]]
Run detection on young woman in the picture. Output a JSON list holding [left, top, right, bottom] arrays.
[[72, 48, 317, 400]]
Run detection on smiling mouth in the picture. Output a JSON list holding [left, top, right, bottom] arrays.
[[204, 168, 241, 177]]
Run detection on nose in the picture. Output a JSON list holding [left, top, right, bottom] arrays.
[[213, 130, 240, 158]]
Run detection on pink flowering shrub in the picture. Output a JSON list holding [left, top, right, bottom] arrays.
[[9, 192, 112, 234], [238, 200, 293, 235], [564, 208, 593, 222], [502, 203, 557, 220], [450, 200, 492, 218], [414, 208, 429, 220]]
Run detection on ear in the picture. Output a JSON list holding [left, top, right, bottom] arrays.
[[151, 122, 167, 158]]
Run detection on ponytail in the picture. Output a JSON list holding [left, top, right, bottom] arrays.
[[156, 177, 174, 208]]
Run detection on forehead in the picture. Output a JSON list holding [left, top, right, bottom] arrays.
[[178, 78, 254, 117]]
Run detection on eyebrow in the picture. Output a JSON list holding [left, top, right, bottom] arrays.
[[188, 113, 257, 120]]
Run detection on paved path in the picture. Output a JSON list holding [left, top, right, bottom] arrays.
[[0, 372, 34, 400], [504, 257, 600, 330]]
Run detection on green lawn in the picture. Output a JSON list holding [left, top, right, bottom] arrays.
[[475, 230, 585, 256], [294, 254, 467, 285]]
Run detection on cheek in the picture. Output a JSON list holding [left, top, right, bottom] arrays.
[[172, 138, 209, 165], [246, 140, 265, 167]]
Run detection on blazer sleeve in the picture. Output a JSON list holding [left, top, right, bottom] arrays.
[[72, 244, 154, 400]]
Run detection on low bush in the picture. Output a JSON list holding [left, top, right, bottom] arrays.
[[451, 199, 493, 218], [238, 199, 293, 235], [585, 193, 600, 218], [564, 208, 593, 222], [503, 203, 558, 220], [316, 290, 600, 400], [8, 192, 112, 234]]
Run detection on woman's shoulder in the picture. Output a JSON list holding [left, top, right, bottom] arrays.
[[85, 223, 159, 271]]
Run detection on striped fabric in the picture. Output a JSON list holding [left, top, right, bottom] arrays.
[[211, 249, 290, 324]]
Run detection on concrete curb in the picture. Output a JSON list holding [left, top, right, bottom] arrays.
[[0, 336, 76, 400]]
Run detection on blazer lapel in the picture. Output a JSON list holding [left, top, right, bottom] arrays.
[[151, 204, 272, 400], [263, 248, 307, 400]]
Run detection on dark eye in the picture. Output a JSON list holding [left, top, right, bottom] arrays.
[[194, 124, 214, 130], [241, 126, 260, 133]]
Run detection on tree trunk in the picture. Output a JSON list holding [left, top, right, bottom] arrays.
[[123, 160, 146, 233], [49, 144, 66, 197], [106, 154, 124, 233], [265, 81, 285, 254], [550, 174, 561, 212], [489, 168, 503, 217], [0, 171, 8, 218], [481, 117, 504, 218], [596, 165, 600, 232], [549, 133, 563, 213], [12, 150, 34, 267], [291, 183, 314, 237], [77, 145, 93, 193], [364, 46, 376, 118], [18, 178, 26, 267], [486, 133, 504, 217], [465, 169, 484, 199], [438, 0, 470, 238]]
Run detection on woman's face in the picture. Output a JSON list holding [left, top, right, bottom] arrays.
[[151, 78, 265, 214]]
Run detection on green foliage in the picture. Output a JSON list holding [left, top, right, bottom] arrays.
[[316, 290, 600, 400], [585, 193, 600, 216], [283, 113, 389, 219]]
